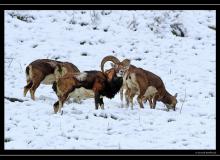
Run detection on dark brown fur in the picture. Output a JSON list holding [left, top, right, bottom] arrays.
[[116, 62, 177, 110], [100, 56, 177, 110], [125, 67, 177, 110], [23, 59, 79, 100], [53, 69, 123, 113]]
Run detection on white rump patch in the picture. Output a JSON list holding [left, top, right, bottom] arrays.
[[74, 72, 87, 81]]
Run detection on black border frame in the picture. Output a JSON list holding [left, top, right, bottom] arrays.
[[0, 0, 220, 4], [1, 4, 218, 156]]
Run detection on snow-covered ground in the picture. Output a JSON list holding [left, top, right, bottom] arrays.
[[4, 10, 216, 149]]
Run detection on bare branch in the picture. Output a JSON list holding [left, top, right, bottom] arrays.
[[5, 57, 14, 68], [208, 25, 216, 30], [180, 88, 186, 114], [5, 96, 25, 102]]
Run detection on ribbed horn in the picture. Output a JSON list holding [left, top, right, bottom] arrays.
[[101, 55, 120, 72]]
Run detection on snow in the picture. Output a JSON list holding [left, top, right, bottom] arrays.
[[4, 10, 216, 149]]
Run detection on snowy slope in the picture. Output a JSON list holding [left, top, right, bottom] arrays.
[[4, 10, 216, 149]]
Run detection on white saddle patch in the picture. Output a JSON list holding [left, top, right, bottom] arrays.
[[69, 87, 94, 100], [74, 72, 88, 81], [144, 86, 158, 98]]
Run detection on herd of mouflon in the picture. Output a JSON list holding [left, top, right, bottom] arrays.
[[23, 55, 178, 114]]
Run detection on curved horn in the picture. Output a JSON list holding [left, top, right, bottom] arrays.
[[101, 55, 120, 72]]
